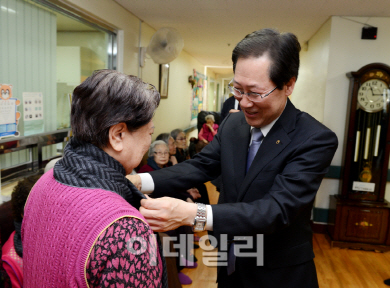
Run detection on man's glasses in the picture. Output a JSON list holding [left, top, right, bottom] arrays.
[[154, 151, 169, 156], [228, 79, 277, 102], [176, 137, 186, 141]]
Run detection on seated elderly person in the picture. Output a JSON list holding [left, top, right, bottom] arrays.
[[155, 133, 178, 165], [138, 140, 170, 172], [198, 114, 218, 144], [171, 129, 189, 163], [139, 140, 200, 202], [21, 70, 167, 287]]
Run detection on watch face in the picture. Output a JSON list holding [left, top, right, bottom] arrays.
[[358, 79, 389, 112]]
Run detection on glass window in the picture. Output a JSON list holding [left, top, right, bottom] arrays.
[[0, 0, 117, 172], [55, 12, 116, 129]]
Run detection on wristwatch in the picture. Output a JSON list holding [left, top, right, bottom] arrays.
[[192, 203, 207, 232]]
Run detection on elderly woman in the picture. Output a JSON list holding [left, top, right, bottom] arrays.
[[21, 70, 167, 287], [138, 140, 170, 172], [198, 114, 218, 143], [155, 133, 178, 165], [139, 140, 200, 201], [171, 128, 189, 163]]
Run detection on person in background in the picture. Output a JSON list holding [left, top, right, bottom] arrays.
[[171, 128, 210, 205], [155, 133, 178, 165], [220, 95, 241, 123], [138, 140, 171, 173], [22, 70, 167, 287], [1, 174, 41, 288], [171, 129, 189, 163], [198, 114, 219, 144], [169, 128, 209, 204]]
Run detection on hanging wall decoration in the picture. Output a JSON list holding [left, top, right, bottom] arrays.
[[191, 69, 207, 120], [0, 84, 20, 138]]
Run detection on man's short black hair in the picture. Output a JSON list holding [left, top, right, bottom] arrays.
[[232, 28, 301, 89]]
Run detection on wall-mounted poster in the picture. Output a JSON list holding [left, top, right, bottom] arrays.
[[191, 69, 207, 120], [23, 92, 44, 136], [0, 84, 20, 138]]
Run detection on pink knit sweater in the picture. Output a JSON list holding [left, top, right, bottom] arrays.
[[22, 170, 161, 287]]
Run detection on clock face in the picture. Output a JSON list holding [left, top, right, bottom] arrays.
[[357, 79, 389, 112]]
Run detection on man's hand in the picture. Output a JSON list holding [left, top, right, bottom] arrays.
[[140, 196, 198, 232], [126, 174, 142, 190], [187, 188, 201, 200]]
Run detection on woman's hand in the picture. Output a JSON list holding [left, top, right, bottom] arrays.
[[140, 196, 198, 232], [126, 174, 142, 190], [170, 155, 178, 165], [202, 139, 209, 144], [206, 123, 214, 131], [187, 188, 201, 200]]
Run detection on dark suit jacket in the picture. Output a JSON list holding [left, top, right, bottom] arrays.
[[150, 99, 338, 287], [220, 96, 240, 122]]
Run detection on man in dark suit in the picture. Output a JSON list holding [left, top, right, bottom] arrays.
[[220, 95, 241, 122], [131, 28, 338, 288]]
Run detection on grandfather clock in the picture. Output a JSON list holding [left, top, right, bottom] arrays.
[[328, 63, 390, 251]]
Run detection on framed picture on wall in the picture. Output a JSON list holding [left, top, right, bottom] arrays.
[[159, 64, 169, 98]]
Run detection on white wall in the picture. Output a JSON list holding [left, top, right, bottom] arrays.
[[291, 18, 331, 123], [152, 50, 205, 136]]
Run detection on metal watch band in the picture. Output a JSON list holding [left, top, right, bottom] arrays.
[[193, 203, 207, 232], [195, 203, 206, 218]]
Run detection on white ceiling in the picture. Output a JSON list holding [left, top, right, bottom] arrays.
[[114, 0, 390, 76]]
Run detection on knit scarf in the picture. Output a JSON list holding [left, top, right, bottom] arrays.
[[54, 137, 145, 209], [54, 137, 168, 287]]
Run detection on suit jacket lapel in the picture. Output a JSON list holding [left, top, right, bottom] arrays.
[[236, 99, 297, 202], [231, 117, 251, 197]]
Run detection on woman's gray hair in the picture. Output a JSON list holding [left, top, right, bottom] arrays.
[[205, 114, 215, 122], [148, 140, 169, 157], [71, 69, 160, 148], [156, 133, 172, 144], [171, 129, 184, 140]]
